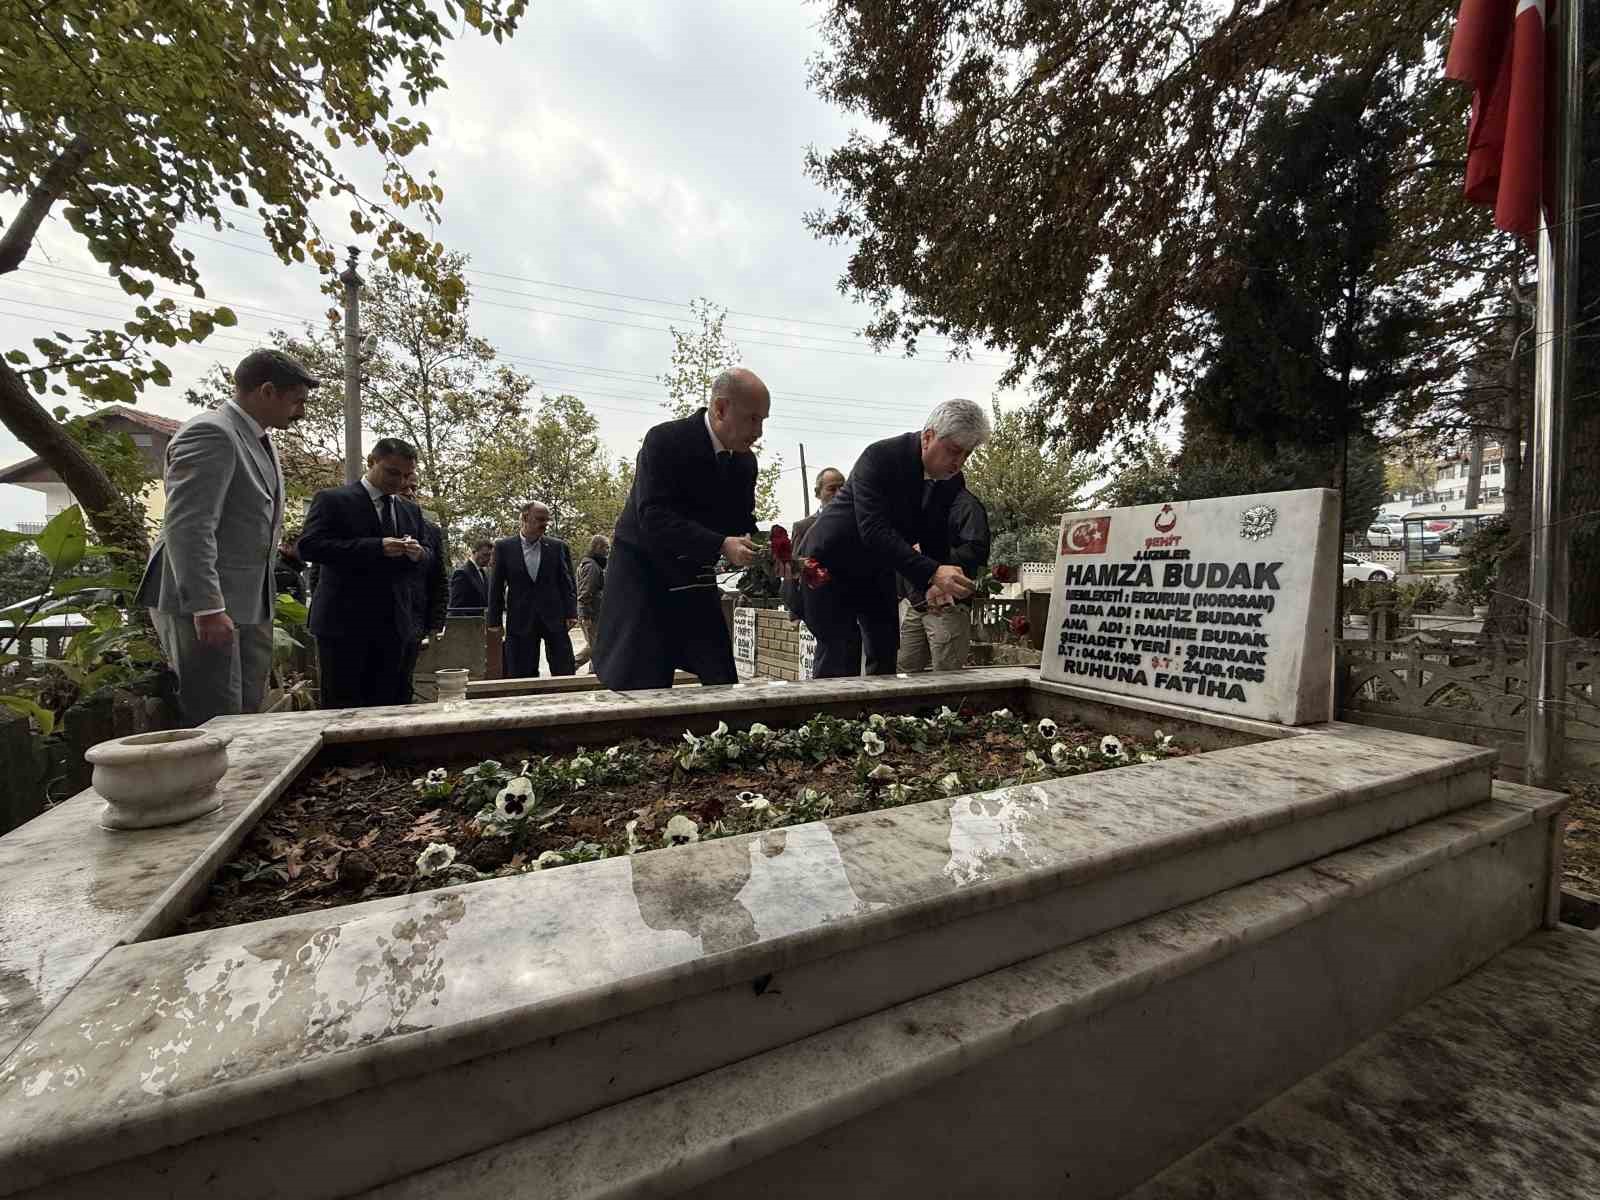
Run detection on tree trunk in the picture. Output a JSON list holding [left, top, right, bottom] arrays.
[[0, 361, 150, 560], [1486, 311, 1530, 640], [1464, 433, 1483, 510]]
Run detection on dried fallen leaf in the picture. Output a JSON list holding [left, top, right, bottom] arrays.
[[402, 812, 451, 844], [508, 852, 527, 871], [321, 852, 344, 881], [356, 828, 381, 850]]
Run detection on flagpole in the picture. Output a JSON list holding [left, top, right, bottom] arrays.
[[1526, 0, 1584, 787]]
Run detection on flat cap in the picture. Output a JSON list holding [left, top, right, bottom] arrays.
[[234, 348, 321, 392]]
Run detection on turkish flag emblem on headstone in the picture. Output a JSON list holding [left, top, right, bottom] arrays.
[[1060, 517, 1111, 556], [1445, 0, 1548, 238]]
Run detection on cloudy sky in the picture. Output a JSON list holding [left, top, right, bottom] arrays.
[[2, 1, 1027, 533]]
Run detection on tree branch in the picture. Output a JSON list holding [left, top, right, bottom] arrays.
[[0, 133, 96, 275]]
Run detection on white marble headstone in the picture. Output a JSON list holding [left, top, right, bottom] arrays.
[[1041, 488, 1338, 725], [733, 607, 757, 668], [798, 626, 817, 680]]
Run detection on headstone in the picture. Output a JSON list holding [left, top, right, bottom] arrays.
[[1041, 488, 1338, 725], [798, 626, 817, 681], [733, 607, 757, 669]]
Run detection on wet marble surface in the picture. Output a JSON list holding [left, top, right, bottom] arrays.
[[1129, 926, 1600, 1200], [0, 722, 1496, 1186], [366, 794, 1560, 1200]]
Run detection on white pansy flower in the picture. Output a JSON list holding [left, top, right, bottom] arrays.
[[573, 778, 588, 789], [415, 842, 456, 875], [625, 819, 643, 854], [867, 763, 897, 782], [495, 776, 535, 819], [571, 756, 594, 773], [536, 850, 566, 869], [923, 717, 939, 729], [738, 791, 771, 812], [606, 745, 622, 759], [1137, 752, 1159, 764], [1153, 729, 1174, 751], [1037, 718, 1059, 740], [1074, 744, 1092, 760], [1024, 749, 1045, 769], [800, 786, 822, 804], [938, 772, 963, 795], [1099, 735, 1125, 759], [1051, 741, 1072, 766], [937, 706, 958, 722], [427, 767, 448, 785], [885, 782, 914, 804], [868, 713, 887, 729], [861, 730, 886, 757], [663, 814, 700, 846], [748, 722, 772, 741], [991, 708, 1011, 719], [796, 724, 812, 741]]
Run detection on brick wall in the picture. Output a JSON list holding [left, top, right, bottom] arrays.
[[754, 608, 803, 681]]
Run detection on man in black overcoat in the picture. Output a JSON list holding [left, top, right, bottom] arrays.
[[487, 501, 578, 678], [801, 399, 991, 677], [299, 437, 434, 708], [595, 368, 769, 691]]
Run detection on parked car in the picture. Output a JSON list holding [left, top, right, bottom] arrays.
[[1366, 522, 1440, 552], [1343, 555, 1394, 584]]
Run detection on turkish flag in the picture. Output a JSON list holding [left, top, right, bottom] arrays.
[[1445, 0, 1547, 238]]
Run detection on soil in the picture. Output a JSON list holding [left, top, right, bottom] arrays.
[[181, 707, 1187, 934]]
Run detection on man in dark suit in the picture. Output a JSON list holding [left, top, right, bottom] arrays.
[[784, 466, 844, 622], [400, 478, 448, 700], [487, 501, 578, 678], [449, 540, 493, 612], [898, 483, 990, 672], [299, 437, 434, 708], [595, 368, 768, 691], [801, 399, 990, 677]]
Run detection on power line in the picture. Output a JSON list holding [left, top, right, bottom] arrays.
[[9, 267, 946, 418]]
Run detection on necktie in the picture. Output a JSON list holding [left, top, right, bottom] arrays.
[[381, 494, 397, 537]]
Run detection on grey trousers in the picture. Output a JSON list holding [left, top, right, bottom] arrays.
[[152, 610, 273, 727], [896, 603, 973, 673]]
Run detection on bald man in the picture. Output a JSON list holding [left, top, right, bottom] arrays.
[[595, 368, 769, 690]]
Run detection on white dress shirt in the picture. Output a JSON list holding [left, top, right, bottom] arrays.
[[705, 411, 727, 455], [359, 477, 392, 528], [520, 536, 543, 582]]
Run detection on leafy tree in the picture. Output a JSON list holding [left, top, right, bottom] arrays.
[[803, 2, 1484, 451], [961, 402, 1096, 553], [187, 257, 533, 539], [461, 394, 632, 546], [659, 297, 784, 521], [0, 0, 526, 556]]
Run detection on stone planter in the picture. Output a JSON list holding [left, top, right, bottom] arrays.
[[86, 728, 232, 831]]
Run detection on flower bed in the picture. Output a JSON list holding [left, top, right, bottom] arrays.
[[180, 707, 1188, 933]]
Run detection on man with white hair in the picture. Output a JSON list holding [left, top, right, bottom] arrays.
[[595, 368, 768, 690], [801, 399, 990, 677]]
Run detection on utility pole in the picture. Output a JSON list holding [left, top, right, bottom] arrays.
[[340, 247, 363, 484], [799, 443, 810, 517]]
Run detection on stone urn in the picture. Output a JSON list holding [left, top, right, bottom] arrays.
[[87, 728, 233, 830]]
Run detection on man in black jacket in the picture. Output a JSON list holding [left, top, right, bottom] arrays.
[[487, 501, 578, 678], [801, 399, 990, 677], [784, 467, 844, 623], [299, 438, 433, 708], [449, 540, 493, 612], [596, 368, 768, 691], [898, 484, 990, 672]]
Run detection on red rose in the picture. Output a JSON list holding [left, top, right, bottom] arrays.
[[992, 563, 1016, 583], [769, 524, 792, 565], [1008, 614, 1030, 637], [801, 557, 832, 589]]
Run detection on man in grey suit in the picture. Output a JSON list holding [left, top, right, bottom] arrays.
[[136, 349, 316, 725]]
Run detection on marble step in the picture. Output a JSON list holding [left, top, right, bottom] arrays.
[[361, 783, 1566, 1200], [0, 728, 1498, 1198]]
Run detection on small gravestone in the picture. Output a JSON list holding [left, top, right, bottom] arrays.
[[733, 608, 757, 670], [1041, 488, 1338, 725], [798, 626, 817, 681]]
